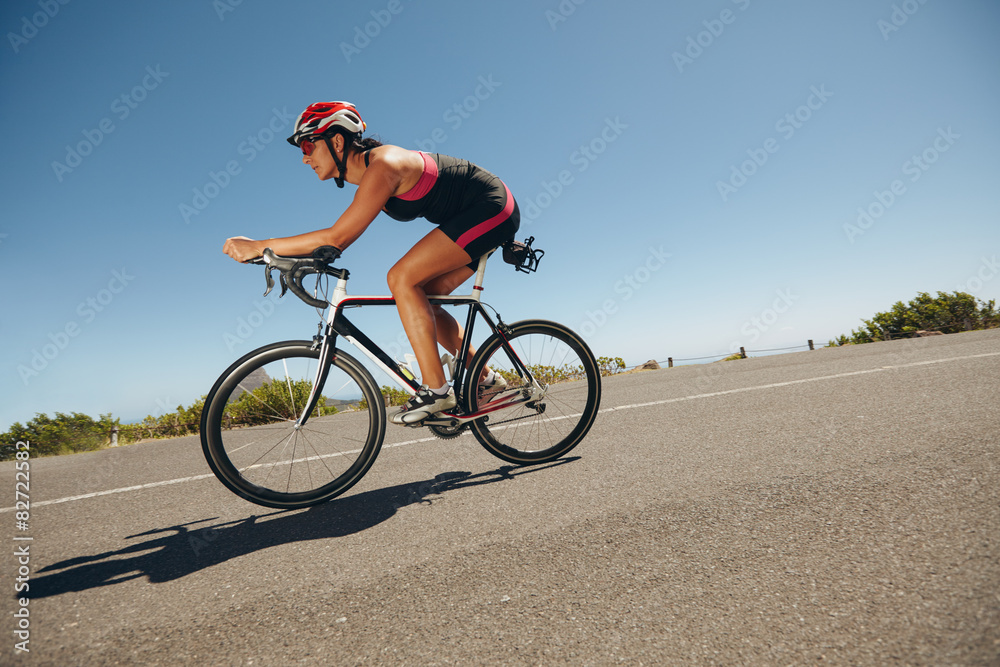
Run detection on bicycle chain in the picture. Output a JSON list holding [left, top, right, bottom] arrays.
[[484, 412, 540, 427]]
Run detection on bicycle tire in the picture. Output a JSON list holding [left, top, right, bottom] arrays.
[[465, 320, 601, 464], [200, 341, 386, 509]]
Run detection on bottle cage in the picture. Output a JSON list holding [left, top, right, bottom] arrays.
[[501, 236, 544, 274]]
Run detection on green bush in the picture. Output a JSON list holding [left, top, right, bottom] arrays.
[[358, 385, 410, 411], [2, 412, 116, 460], [224, 377, 336, 427], [1, 350, 640, 460], [597, 356, 626, 376], [119, 397, 205, 442], [831, 291, 999, 345], [493, 356, 624, 387]]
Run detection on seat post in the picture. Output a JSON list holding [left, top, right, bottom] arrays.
[[471, 253, 489, 301]]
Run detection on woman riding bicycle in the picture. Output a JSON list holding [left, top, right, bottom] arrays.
[[223, 101, 520, 424]]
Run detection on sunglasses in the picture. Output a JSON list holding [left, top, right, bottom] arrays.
[[300, 136, 321, 156]]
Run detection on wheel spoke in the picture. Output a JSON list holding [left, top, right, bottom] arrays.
[[282, 357, 298, 417], [468, 323, 600, 463], [202, 344, 385, 509]]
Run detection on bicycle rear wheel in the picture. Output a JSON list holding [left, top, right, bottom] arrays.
[[200, 341, 386, 509], [465, 320, 601, 464]]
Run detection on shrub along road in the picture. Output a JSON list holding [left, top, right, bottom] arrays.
[[3, 330, 998, 665]]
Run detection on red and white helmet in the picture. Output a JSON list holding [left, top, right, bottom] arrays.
[[286, 101, 366, 146]]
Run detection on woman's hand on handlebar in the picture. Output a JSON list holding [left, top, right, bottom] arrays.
[[223, 236, 263, 263]]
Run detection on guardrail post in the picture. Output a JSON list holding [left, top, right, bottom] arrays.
[[667, 357, 673, 368], [110, 426, 119, 447], [739, 347, 746, 359], [808, 339, 814, 350]]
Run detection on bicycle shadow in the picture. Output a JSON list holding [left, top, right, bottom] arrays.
[[28, 458, 578, 599]]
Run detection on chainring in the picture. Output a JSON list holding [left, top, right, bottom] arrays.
[[428, 423, 467, 440]]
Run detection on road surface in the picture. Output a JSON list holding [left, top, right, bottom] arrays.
[[3, 329, 999, 665]]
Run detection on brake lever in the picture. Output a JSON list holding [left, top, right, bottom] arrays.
[[262, 265, 275, 297], [278, 273, 289, 298]]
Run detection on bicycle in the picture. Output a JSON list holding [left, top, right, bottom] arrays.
[[200, 240, 601, 509]]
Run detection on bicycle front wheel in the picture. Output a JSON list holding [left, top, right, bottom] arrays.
[[465, 320, 601, 464], [200, 341, 386, 509]]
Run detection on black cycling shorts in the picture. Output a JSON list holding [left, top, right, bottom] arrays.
[[438, 181, 520, 271], [375, 151, 521, 271]]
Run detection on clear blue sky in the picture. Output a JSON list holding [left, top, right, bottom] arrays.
[[2, 0, 998, 430]]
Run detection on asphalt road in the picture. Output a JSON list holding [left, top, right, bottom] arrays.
[[3, 329, 999, 666]]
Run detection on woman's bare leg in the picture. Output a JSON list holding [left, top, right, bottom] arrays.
[[424, 268, 500, 384], [387, 229, 472, 390]]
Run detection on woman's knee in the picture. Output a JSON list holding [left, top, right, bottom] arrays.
[[386, 262, 417, 296]]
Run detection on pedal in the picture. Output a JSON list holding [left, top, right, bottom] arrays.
[[398, 412, 459, 428]]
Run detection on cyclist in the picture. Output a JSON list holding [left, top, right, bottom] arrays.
[[223, 101, 519, 424]]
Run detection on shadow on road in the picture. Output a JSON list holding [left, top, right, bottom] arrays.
[[28, 459, 578, 599]]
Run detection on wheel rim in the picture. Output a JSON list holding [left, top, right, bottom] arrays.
[[204, 345, 383, 506], [469, 324, 599, 461]]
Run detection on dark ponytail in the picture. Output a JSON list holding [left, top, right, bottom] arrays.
[[351, 135, 383, 152], [323, 130, 384, 188]]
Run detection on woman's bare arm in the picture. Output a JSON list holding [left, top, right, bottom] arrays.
[[223, 153, 404, 261]]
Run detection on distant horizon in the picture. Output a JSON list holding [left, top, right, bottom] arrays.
[[13, 322, 996, 430]]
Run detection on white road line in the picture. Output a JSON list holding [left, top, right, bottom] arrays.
[[1, 435, 443, 513], [602, 351, 1000, 412], [7, 474, 219, 511], [6, 351, 997, 513]]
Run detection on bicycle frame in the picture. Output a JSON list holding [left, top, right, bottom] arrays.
[[294, 254, 536, 428]]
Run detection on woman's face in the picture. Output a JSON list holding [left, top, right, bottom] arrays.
[[301, 135, 340, 181]]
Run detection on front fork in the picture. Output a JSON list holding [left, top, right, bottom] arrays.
[[295, 324, 337, 429]]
